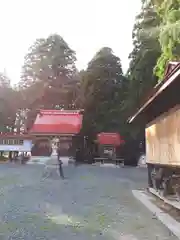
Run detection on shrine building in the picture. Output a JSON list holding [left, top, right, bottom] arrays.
[[29, 109, 83, 157]]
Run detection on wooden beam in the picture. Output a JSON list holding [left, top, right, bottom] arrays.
[[129, 67, 180, 123]]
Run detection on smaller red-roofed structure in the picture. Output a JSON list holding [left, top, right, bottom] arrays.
[[97, 132, 123, 146], [96, 132, 125, 162]]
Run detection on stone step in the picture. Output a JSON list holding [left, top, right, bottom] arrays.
[[27, 156, 51, 165], [28, 156, 72, 166]]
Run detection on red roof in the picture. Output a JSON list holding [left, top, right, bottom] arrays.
[[97, 132, 123, 146], [29, 110, 83, 135]]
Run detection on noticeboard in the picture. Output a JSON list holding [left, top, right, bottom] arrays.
[[0, 139, 32, 152]]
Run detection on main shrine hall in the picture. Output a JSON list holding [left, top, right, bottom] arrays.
[[29, 109, 83, 158]]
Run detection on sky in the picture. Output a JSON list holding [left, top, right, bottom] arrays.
[[0, 0, 141, 83]]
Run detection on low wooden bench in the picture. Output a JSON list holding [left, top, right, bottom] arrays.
[[94, 157, 124, 165]]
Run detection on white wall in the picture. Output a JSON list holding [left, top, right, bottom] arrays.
[[0, 140, 32, 152]]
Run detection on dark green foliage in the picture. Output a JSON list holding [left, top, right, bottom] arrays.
[[127, 4, 161, 112], [81, 47, 129, 138], [20, 34, 79, 130]]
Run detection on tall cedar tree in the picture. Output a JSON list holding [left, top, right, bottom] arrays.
[[20, 34, 79, 130], [127, 3, 161, 113], [125, 2, 161, 140], [82, 47, 128, 139]]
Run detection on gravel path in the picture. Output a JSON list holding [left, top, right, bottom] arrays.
[[0, 163, 177, 240]]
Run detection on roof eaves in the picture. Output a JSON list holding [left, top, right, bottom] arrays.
[[128, 64, 180, 123]]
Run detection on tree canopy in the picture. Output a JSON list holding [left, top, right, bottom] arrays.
[[81, 47, 129, 138], [1, 1, 179, 145], [142, 0, 180, 79], [20, 34, 80, 130], [127, 2, 161, 113], [0, 73, 22, 133]]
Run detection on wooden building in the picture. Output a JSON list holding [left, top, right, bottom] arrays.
[[129, 61, 180, 196], [29, 109, 83, 157]]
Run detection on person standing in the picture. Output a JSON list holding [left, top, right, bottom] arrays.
[[57, 146, 64, 179], [75, 147, 84, 166]]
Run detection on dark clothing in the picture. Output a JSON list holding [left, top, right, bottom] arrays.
[[57, 149, 64, 179], [75, 149, 81, 162], [58, 161, 64, 179], [57, 148, 61, 160]]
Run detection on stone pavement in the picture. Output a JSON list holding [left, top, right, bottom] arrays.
[[27, 156, 70, 165], [0, 163, 177, 240]]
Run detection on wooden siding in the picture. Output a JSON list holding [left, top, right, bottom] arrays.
[[146, 105, 180, 166]]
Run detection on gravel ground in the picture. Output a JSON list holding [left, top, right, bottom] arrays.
[[0, 163, 177, 240]]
